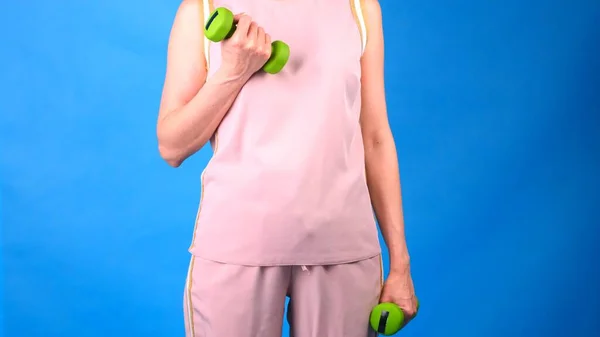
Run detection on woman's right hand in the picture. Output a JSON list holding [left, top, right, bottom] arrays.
[[220, 14, 272, 79]]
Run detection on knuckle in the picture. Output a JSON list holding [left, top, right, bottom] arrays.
[[261, 48, 271, 58], [231, 38, 243, 48]]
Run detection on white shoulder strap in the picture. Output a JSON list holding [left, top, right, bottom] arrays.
[[351, 0, 368, 54]]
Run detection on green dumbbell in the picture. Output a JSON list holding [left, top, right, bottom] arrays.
[[204, 7, 290, 74], [369, 301, 420, 336]]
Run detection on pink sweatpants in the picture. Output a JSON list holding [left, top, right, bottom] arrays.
[[183, 255, 382, 337]]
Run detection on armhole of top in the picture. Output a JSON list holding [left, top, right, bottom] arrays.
[[201, 0, 213, 71], [351, 0, 368, 56]]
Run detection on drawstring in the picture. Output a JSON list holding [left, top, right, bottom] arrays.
[[301, 265, 310, 274]]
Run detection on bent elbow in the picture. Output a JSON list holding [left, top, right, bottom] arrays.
[[157, 124, 185, 167], [166, 157, 183, 168], [158, 143, 184, 168]]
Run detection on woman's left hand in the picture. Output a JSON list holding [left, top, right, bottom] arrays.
[[379, 266, 419, 324]]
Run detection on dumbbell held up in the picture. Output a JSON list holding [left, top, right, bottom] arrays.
[[204, 7, 290, 74]]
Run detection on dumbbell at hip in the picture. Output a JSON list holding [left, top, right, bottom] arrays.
[[369, 301, 420, 336], [204, 7, 290, 74]]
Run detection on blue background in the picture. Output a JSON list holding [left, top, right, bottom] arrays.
[[1, 0, 599, 336]]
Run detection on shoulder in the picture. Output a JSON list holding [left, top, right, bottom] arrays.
[[168, 0, 204, 50], [175, 0, 202, 23], [165, 0, 206, 73], [179, 0, 201, 13], [361, 0, 382, 30]]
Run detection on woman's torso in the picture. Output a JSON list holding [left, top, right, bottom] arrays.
[[190, 0, 381, 266]]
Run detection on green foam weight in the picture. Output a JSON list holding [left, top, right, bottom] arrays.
[[204, 7, 290, 74], [370, 301, 420, 336], [370, 303, 405, 336], [263, 40, 290, 74], [204, 7, 235, 42]]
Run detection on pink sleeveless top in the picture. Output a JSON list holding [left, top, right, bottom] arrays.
[[189, 0, 381, 266]]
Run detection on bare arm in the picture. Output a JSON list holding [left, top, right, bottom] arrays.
[[359, 0, 411, 272], [157, 0, 270, 167]]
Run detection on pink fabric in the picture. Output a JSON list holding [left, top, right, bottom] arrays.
[[190, 0, 381, 265], [184, 255, 382, 337]]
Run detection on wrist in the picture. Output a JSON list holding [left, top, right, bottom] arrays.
[[388, 251, 411, 273]]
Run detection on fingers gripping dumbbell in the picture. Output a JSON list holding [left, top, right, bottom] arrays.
[[204, 7, 290, 74]]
